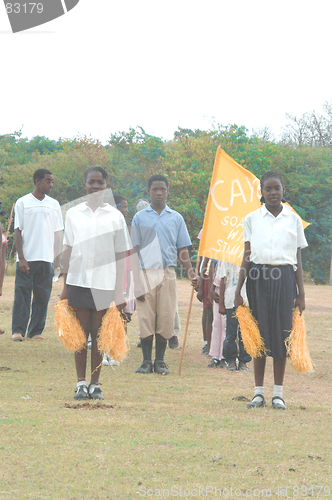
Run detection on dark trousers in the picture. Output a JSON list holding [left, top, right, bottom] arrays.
[[12, 261, 53, 337], [222, 308, 251, 364]]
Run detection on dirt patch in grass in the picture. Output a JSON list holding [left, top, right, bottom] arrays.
[[64, 402, 115, 410]]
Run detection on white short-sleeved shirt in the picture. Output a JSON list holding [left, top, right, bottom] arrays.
[[14, 193, 64, 263], [215, 261, 247, 309], [63, 202, 131, 290], [243, 204, 308, 266]]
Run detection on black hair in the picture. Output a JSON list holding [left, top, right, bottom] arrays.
[[147, 174, 169, 189], [83, 166, 109, 183], [113, 194, 127, 208], [33, 169, 52, 184], [260, 170, 286, 204]]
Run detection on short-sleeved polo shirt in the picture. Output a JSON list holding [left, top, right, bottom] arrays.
[[131, 204, 191, 269]]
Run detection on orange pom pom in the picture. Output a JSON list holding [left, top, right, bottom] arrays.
[[285, 307, 314, 373], [97, 303, 129, 362], [235, 305, 266, 358], [55, 299, 87, 352]]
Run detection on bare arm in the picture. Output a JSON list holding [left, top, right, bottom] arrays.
[[177, 247, 197, 287], [0, 225, 4, 295], [294, 248, 305, 314], [234, 241, 251, 309], [208, 261, 218, 303], [14, 228, 29, 274], [130, 246, 145, 301], [218, 277, 227, 314], [196, 256, 208, 302], [115, 251, 126, 310], [59, 244, 72, 301], [53, 230, 63, 271]]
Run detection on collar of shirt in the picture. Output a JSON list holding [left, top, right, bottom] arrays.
[[145, 204, 173, 215], [261, 203, 291, 219], [76, 202, 116, 213]]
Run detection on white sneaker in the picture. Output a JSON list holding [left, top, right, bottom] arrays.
[[102, 353, 120, 366]]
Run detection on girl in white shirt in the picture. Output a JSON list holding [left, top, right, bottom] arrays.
[[235, 171, 307, 410], [60, 167, 130, 401]]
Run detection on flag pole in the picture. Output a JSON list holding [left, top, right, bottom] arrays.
[[178, 257, 200, 375]]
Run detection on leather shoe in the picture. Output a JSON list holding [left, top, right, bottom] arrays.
[[154, 360, 170, 375], [247, 394, 266, 408], [12, 333, 24, 341], [135, 360, 153, 374]]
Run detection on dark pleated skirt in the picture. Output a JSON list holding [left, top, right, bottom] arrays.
[[246, 263, 296, 358], [68, 285, 114, 311]]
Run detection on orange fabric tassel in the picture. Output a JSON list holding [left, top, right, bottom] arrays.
[[55, 299, 87, 352], [285, 307, 314, 373], [235, 305, 266, 358], [97, 303, 129, 362]]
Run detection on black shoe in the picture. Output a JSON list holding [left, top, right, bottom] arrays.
[[135, 360, 153, 373], [219, 359, 228, 368], [154, 360, 170, 375], [207, 358, 220, 368], [227, 361, 238, 371], [168, 335, 179, 349], [74, 384, 88, 400], [88, 383, 104, 400], [201, 344, 209, 355]]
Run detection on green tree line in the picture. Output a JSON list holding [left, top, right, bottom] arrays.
[[1, 119, 331, 283]]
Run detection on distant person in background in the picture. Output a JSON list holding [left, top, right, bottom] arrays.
[[218, 262, 251, 371], [0, 225, 6, 297], [196, 257, 213, 355], [0, 223, 6, 334], [12, 169, 63, 341], [207, 260, 227, 368], [113, 194, 129, 219]]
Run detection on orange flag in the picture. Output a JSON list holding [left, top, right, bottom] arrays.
[[198, 147, 309, 265]]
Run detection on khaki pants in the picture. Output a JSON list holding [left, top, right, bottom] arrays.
[[136, 268, 177, 340]]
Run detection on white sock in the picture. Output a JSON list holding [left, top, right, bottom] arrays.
[[252, 386, 264, 402], [89, 383, 99, 394], [273, 385, 283, 404], [77, 380, 87, 387]]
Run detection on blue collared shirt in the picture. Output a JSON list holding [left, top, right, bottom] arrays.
[[131, 204, 192, 269]]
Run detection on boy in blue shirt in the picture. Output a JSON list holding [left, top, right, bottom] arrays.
[[131, 174, 197, 374]]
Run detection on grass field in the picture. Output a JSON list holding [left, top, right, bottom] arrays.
[[0, 277, 331, 500]]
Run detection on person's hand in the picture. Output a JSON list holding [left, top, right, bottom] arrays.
[[190, 276, 198, 290], [295, 294, 305, 315], [196, 288, 204, 302], [210, 289, 219, 304], [219, 302, 226, 315], [19, 258, 29, 275], [234, 293, 244, 309]]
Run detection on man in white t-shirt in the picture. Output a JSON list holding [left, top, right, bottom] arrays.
[[12, 169, 64, 341]]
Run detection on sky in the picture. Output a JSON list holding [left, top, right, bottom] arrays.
[[1, 0, 332, 144]]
